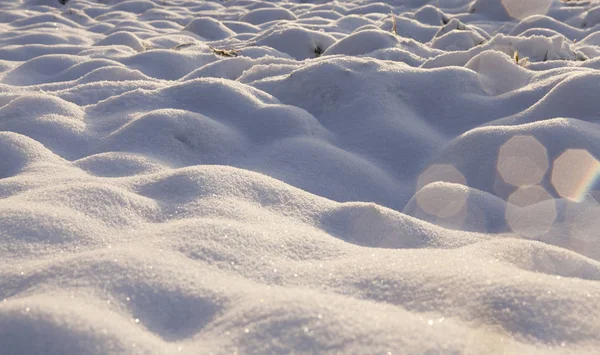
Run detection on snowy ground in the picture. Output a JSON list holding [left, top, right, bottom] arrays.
[[1, 0, 600, 353]]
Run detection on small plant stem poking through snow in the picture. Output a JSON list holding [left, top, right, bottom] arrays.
[[314, 45, 322, 57], [390, 12, 397, 35], [58, 0, 72, 14], [478, 23, 510, 46], [513, 50, 529, 67], [171, 43, 196, 51], [209, 46, 239, 57]]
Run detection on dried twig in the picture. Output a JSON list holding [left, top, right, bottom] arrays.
[[209, 46, 239, 57]]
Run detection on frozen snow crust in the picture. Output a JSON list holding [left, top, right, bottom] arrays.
[[2, 0, 600, 353]]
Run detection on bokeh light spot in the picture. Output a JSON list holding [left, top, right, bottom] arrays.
[[497, 135, 548, 187], [551, 149, 600, 202], [501, 0, 552, 20], [415, 165, 468, 220], [564, 198, 600, 260], [507, 184, 552, 207], [417, 164, 467, 191], [416, 182, 468, 219], [505, 185, 556, 238], [465, 324, 513, 355]]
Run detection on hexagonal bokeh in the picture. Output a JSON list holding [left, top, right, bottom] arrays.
[[497, 135, 548, 187], [415, 164, 468, 221], [551, 149, 600, 202], [501, 0, 552, 20], [464, 324, 513, 355], [417, 164, 467, 191], [415, 182, 468, 219], [505, 185, 556, 238], [564, 197, 600, 261]]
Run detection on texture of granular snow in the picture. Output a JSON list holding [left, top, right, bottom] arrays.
[[1, 0, 600, 354]]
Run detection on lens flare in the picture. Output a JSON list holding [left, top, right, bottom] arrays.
[[505, 185, 556, 238], [415, 182, 469, 219], [497, 135, 548, 187], [415, 165, 468, 221], [551, 149, 600, 202], [465, 324, 513, 355], [417, 164, 467, 191], [501, 0, 552, 20], [564, 197, 600, 261]]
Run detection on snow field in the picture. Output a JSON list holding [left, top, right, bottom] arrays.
[[1, 0, 600, 353]]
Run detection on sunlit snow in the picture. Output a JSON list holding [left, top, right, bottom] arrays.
[[1, 0, 600, 354]]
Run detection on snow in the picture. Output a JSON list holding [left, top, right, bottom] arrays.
[[1, 0, 600, 353]]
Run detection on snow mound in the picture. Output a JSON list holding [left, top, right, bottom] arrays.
[[183, 17, 236, 41], [239, 8, 297, 25]]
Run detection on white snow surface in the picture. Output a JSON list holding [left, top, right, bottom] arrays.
[[1, 0, 600, 353]]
